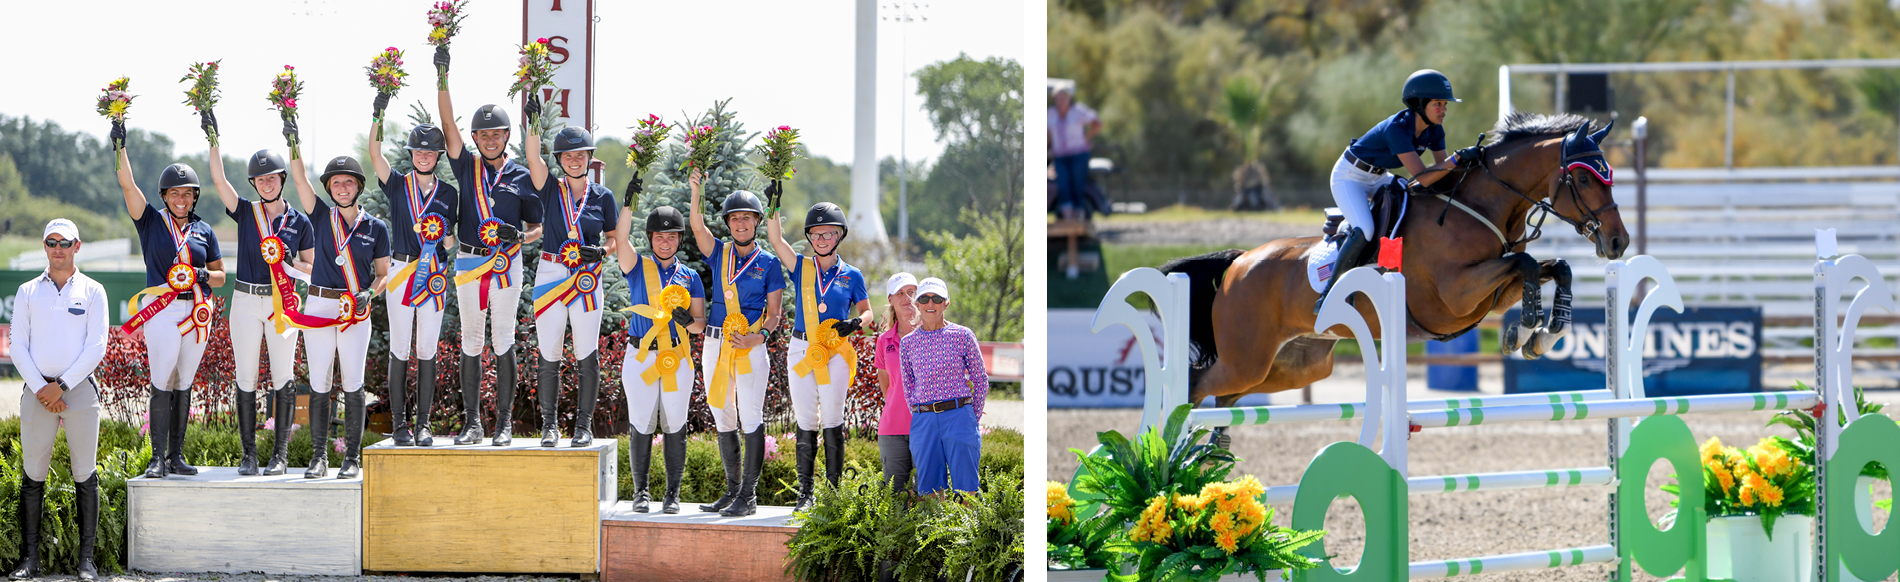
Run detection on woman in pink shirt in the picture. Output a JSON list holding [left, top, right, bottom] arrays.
[[874, 272, 919, 490]]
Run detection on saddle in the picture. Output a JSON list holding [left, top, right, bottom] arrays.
[[1307, 178, 1411, 292]]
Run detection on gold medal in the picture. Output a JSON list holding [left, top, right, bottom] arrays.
[[413, 224, 423, 234], [725, 289, 738, 301]]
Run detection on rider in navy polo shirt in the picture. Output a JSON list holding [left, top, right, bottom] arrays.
[[112, 115, 226, 480], [369, 104, 461, 448], [688, 170, 784, 517], [526, 124, 618, 448], [436, 43, 544, 446], [201, 103, 317, 476], [290, 150, 392, 480]]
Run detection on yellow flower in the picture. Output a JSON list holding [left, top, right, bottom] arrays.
[[429, 29, 447, 42], [1210, 511, 1234, 534], [1215, 530, 1240, 554], [1174, 494, 1202, 512], [1710, 461, 1736, 496], [1240, 498, 1267, 525], [1130, 494, 1173, 543], [1701, 437, 1725, 465], [1739, 472, 1769, 507], [1751, 442, 1793, 478], [1233, 475, 1266, 498], [1739, 484, 1757, 506], [1046, 482, 1074, 525], [1757, 480, 1785, 507], [108, 101, 127, 117]]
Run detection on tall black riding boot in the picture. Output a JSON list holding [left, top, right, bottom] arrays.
[[143, 386, 171, 479], [415, 359, 438, 446], [1314, 229, 1370, 315], [822, 426, 847, 487], [9, 478, 43, 580], [389, 356, 413, 446], [75, 474, 98, 581], [492, 347, 517, 446], [168, 388, 198, 475], [699, 430, 742, 513], [792, 429, 818, 512], [661, 431, 687, 514], [237, 389, 261, 475], [304, 392, 331, 479], [629, 430, 654, 512], [453, 354, 484, 445], [538, 356, 562, 447], [722, 426, 766, 517], [572, 353, 599, 447], [263, 382, 295, 475], [338, 390, 366, 478]]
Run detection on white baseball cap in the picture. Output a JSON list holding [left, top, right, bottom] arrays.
[[886, 272, 918, 297], [917, 277, 949, 300], [43, 219, 80, 242]]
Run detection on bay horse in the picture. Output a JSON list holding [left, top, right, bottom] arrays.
[[1160, 112, 1630, 410]]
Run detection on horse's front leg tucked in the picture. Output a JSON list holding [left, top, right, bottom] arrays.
[[1522, 259, 1573, 359]]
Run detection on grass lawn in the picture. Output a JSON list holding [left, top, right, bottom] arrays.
[[1091, 205, 1326, 225]]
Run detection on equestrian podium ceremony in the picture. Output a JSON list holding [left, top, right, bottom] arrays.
[[1046, 1, 1900, 581], [0, 0, 1028, 581]]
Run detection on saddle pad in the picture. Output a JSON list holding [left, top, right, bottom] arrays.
[[1305, 238, 1341, 293]]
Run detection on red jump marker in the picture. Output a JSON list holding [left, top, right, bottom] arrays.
[[1378, 237, 1403, 271]]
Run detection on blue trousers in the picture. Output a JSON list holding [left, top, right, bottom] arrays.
[[1051, 152, 1091, 214], [910, 404, 981, 494]]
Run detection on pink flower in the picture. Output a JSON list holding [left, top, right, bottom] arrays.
[[650, 434, 662, 447], [778, 125, 791, 132], [537, 37, 549, 45], [333, 437, 346, 453], [764, 435, 780, 462], [285, 98, 297, 109]]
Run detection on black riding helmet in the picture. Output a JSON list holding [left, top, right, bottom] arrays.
[[1401, 69, 1460, 127], [722, 190, 764, 220], [471, 104, 511, 132], [551, 126, 596, 154], [247, 150, 288, 201], [647, 205, 687, 234], [804, 202, 848, 236], [319, 156, 368, 205], [157, 163, 202, 214], [406, 124, 447, 152]]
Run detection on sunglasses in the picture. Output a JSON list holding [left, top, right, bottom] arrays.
[[43, 239, 75, 249], [808, 231, 843, 241], [917, 295, 946, 304]]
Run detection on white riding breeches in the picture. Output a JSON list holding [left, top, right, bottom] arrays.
[[622, 347, 695, 435], [141, 296, 209, 392], [533, 258, 604, 361], [302, 295, 371, 394], [787, 337, 850, 431], [386, 258, 446, 361], [1331, 153, 1387, 239], [702, 335, 768, 433], [456, 250, 524, 356], [229, 290, 300, 392]]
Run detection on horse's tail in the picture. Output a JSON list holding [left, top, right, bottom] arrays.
[[1157, 249, 1245, 376]]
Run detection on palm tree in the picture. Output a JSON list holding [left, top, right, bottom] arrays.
[[1221, 75, 1277, 211]]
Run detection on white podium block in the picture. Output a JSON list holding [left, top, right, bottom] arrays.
[[128, 466, 363, 575]]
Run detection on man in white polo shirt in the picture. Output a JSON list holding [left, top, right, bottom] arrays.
[[8, 219, 108, 581]]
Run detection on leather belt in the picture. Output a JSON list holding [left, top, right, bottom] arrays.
[[1344, 151, 1388, 175], [393, 252, 419, 263], [459, 243, 498, 256], [911, 397, 973, 414], [235, 280, 272, 296], [309, 286, 351, 299], [791, 329, 807, 341]]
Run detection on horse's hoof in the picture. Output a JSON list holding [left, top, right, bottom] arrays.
[[1501, 323, 1530, 354], [1212, 430, 1232, 451]]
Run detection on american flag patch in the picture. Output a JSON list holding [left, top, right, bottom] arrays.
[[1316, 263, 1333, 280]]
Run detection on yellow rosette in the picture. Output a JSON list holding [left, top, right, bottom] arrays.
[[707, 312, 758, 409], [627, 284, 693, 392], [792, 319, 858, 386]]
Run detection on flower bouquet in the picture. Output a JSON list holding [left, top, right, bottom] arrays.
[[1113, 476, 1323, 581], [679, 124, 720, 173], [1047, 481, 1122, 572], [506, 38, 559, 100], [179, 61, 221, 146], [267, 65, 304, 157], [96, 77, 134, 170], [365, 47, 408, 97], [426, 0, 469, 89], [625, 114, 671, 175], [753, 125, 803, 182]]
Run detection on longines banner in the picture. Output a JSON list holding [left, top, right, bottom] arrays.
[[1503, 306, 1763, 397]]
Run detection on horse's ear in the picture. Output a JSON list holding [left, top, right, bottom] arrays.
[[1589, 119, 1615, 144]]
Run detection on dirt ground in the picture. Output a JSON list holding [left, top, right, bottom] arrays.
[[1049, 376, 1899, 581]]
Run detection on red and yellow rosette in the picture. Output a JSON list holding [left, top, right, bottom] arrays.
[[123, 263, 208, 338], [557, 240, 584, 269], [335, 292, 373, 331], [531, 245, 602, 317], [792, 319, 858, 386], [452, 217, 519, 310], [258, 235, 305, 334], [707, 312, 759, 409], [628, 284, 693, 392], [389, 212, 450, 309]]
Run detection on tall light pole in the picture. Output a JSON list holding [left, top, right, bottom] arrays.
[[850, 0, 889, 244], [882, 2, 928, 246]]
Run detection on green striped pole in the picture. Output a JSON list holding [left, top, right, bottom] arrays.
[[1184, 390, 1613, 428], [1260, 467, 1611, 506], [1409, 391, 1820, 428], [1408, 544, 1616, 578]]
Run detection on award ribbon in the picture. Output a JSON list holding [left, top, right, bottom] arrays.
[[250, 200, 304, 335], [625, 254, 693, 392], [707, 242, 762, 409], [123, 215, 213, 341], [531, 179, 601, 316], [452, 159, 520, 309], [280, 207, 372, 331], [790, 256, 856, 385], [386, 171, 450, 310]]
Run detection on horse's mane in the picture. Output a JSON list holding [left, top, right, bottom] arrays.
[[1483, 111, 1601, 147]]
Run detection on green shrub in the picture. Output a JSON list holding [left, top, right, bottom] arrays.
[[0, 422, 147, 576], [788, 467, 1026, 582], [614, 428, 1023, 507]]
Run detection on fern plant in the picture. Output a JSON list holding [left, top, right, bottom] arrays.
[[1071, 404, 1235, 524]]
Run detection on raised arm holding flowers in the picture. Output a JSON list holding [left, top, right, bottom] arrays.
[[622, 114, 670, 207], [96, 77, 134, 170], [268, 65, 304, 160], [365, 47, 408, 133], [754, 125, 803, 213], [426, 0, 467, 90]]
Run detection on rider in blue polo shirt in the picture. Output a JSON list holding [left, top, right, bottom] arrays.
[[369, 98, 461, 448], [1321, 69, 1469, 311], [526, 124, 619, 448], [689, 170, 784, 517], [112, 115, 227, 480], [616, 204, 706, 514], [765, 192, 871, 512], [436, 45, 544, 446], [201, 104, 316, 476]]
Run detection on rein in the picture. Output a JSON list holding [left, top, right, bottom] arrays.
[[1422, 140, 1616, 255]]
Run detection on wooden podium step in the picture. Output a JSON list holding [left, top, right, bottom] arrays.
[[128, 466, 363, 575], [600, 502, 798, 582], [361, 438, 618, 575]]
